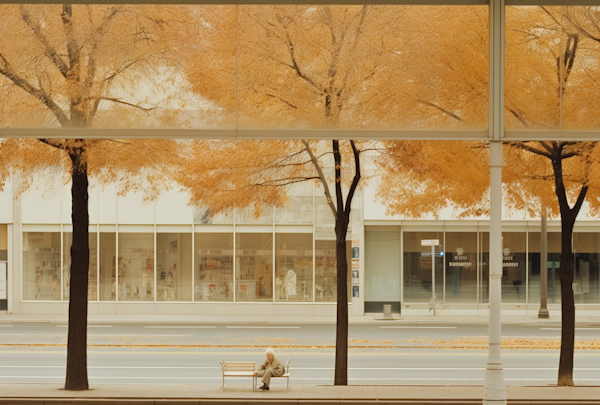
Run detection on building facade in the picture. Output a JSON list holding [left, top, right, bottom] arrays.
[[0, 174, 599, 318]]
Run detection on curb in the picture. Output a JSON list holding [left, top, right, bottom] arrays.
[[1, 400, 600, 405]]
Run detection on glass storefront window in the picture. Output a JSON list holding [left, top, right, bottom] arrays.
[[501, 232, 526, 303], [445, 232, 477, 303], [23, 232, 61, 301], [99, 233, 116, 301], [315, 240, 352, 303], [365, 227, 401, 307], [572, 233, 600, 304], [63, 232, 98, 301], [156, 233, 192, 302], [403, 231, 443, 303], [275, 234, 313, 302], [528, 232, 562, 304], [235, 233, 273, 302], [195, 233, 234, 301], [118, 233, 154, 301]]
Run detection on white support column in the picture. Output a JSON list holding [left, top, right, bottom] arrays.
[[485, 0, 506, 404], [485, 142, 506, 404]]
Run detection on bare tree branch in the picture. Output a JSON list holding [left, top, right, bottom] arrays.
[[302, 140, 336, 216], [0, 53, 69, 126], [19, 5, 69, 79]]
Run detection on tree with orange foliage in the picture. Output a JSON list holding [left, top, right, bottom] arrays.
[[183, 4, 405, 384], [0, 4, 201, 390], [380, 6, 600, 386]]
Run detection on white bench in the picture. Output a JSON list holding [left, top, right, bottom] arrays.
[[220, 359, 256, 390], [253, 358, 291, 391]]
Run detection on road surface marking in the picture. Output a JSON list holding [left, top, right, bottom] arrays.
[[1, 350, 598, 357], [57, 325, 113, 328], [1, 376, 599, 383], [226, 326, 300, 329], [541, 328, 600, 331], [3, 365, 599, 371], [380, 326, 458, 329], [145, 326, 217, 329], [0, 325, 13, 327]]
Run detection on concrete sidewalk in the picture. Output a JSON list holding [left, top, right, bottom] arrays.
[[0, 384, 599, 404]]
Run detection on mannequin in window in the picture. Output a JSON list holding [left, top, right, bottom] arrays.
[[285, 269, 296, 299]]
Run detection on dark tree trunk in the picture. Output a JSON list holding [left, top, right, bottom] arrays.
[[64, 147, 89, 391], [558, 216, 575, 386], [334, 215, 349, 386], [550, 149, 587, 387], [331, 140, 361, 386]]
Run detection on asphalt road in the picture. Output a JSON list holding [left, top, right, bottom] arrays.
[[0, 322, 598, 386], [0, 347, 598, 386], [0, 322, 598, 346]]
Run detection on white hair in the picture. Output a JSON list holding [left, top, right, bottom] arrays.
[[266, 348, 274, 355]]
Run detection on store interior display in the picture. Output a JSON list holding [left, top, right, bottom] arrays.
[[196, 248, 233, 301], [118, 234, 154, 301]]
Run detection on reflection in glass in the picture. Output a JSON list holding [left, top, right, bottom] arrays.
[[403, 232, 443, 303], [118, 233, 154, 301], [528, 232, 562, 304], [156, 233, 192, 301], [63, 232, 98, 301], [315, 240, 352, 303], [275, 234, 313, 302], [573, 233, 600, 304], [501, 233, 526, 303], [195, 233, 234, 301], [235, 233, 273, 302], [99, 233, 116, 301], [445, 232, 477, 303], [22, 232, 61, 301]]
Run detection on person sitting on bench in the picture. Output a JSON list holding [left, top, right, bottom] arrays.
[[253, 347, 284, 391]]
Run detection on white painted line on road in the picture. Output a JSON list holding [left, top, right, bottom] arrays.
[[0, 334, 191, 337], [0, 325, 13, 327], [5, 365, 599, 371], [380, 326, 457, 329], [145, 326, 217, 329], [541, 328, 600, 331], [2, 376, 599, 383], [226, 326, 300, 329], [57, 325, 114, 328]]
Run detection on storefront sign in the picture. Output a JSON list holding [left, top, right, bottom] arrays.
[[502, 248, 518, 268], [0, 263, 6, 300], [421, 239, 439, 246], [449, 248, 472, 267]]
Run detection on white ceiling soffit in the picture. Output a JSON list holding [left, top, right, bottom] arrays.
[[0, 0, 488, 4], [0, 128, 491, 141], [3, 129, 600, 141], [0, 1, 599, 5]]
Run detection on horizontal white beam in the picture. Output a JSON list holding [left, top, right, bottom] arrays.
[[0, 128, 490, 140], [2, 1, 599, 5], [506, 1, 600, 5], [504, 130, 600, 141], [4, 128, 600, 140], [0, 0, 488, 4]]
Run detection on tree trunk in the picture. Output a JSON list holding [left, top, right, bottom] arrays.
[[334, 214, 349, 386], [558, 216, 575, 386], [64, 148, 89, 391]]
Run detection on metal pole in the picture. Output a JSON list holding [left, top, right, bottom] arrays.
[[484, 142, 506, 405], [539, 205, 549, 318], [484, 1, 507, 402], [432, 245, 436, 316]]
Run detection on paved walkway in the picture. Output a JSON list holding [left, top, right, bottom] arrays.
[[0, 384, 599, 404]]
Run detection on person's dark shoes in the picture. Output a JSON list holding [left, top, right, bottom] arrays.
[[259, 384, 269, 390]]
